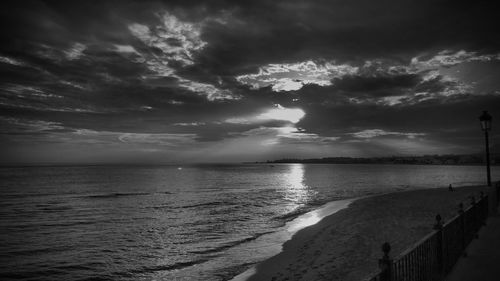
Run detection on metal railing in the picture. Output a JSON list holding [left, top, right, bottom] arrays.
[[497, 181, 500, 204], [366, 190, 491, 281]]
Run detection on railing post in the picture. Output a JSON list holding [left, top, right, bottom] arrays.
[[433, 214, 444, 280], [480, 192, 487, 226], [496, 182, 500, 207], [458, 202, 467, 257], [379, 242, 393, 281], [485, 194, 489, 220], [470, 195, 480, 238]]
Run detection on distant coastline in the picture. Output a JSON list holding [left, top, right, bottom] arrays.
[[260, 154, 499, 166]]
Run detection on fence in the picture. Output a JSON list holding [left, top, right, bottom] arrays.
[[497, 181, 500, 204], [366, 188, 492, 281]]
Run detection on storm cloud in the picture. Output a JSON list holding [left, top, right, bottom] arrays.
[[1, 0, 499, 163]]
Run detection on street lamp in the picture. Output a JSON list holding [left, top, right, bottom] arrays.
[[479, 110, 492, 186]]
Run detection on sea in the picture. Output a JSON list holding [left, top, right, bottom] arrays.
[[0, 163, 497, 281]]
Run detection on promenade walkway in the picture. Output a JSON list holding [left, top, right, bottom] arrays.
[[445, 206, 500, 281]]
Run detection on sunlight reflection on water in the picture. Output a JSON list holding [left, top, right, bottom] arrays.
[[282, 164, 316, 211]]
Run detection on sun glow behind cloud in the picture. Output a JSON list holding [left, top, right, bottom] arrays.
[[257, 105, 305, 123], [225, 104, 305, 124]]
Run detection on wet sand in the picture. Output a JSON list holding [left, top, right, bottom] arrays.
[[246, 186, 487, 281]]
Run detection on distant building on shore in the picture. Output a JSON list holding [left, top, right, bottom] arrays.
[[266, 153, 499, 165]]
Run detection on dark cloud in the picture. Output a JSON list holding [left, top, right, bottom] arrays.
[[332, 74, 420, 95], [193, 0, 500, 75], [1, 0, 499, 163]]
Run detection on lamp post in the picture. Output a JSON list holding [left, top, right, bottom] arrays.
[[479, 111, 492, 186]]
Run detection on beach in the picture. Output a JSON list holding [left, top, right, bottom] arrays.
[[246, 185, 488, 281]]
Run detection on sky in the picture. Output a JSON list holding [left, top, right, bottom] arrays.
[[1, 0, 499, 164]]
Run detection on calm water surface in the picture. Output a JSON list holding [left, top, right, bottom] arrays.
[[0, 164, 497, 280]]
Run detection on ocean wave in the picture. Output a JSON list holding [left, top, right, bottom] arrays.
[[188, 231, 274, 255], [36, 204, 73, 212], [76, 276, 114, 281], [5, 245, 72, 256], [128, 259, 210, 274], [0, 193, 60, 199], [144, 204, 173, 210], [0, 269, 65, 280], [53, 263, 95, 271], [178, 201, 237, 209], [85, 192, 150, 199], [274, 207, 317, 222]]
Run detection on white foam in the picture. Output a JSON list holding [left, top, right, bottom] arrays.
[[230, 198, 355, 281]]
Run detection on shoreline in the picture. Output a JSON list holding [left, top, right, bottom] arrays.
[[230, 198, 357, 281], [239, 185, 487, 281]]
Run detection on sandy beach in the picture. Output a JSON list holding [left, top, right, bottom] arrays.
[[246, 185, 488, 281]]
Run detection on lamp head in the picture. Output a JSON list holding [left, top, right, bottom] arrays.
[[479, 110, 492, 131]]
